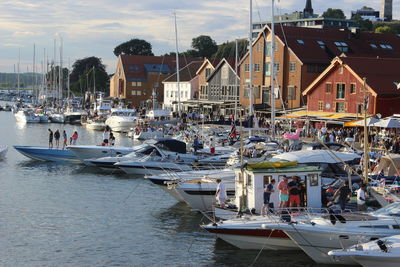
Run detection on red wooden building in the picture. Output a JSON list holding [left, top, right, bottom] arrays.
[[303, 56, 400, 118]]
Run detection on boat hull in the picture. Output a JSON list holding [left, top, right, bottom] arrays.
[[14, 146, 79, 163], [67, 146, 134, 161]]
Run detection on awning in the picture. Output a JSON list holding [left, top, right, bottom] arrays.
[[344, 117, 379, 127], [277, 110, 358, 122]]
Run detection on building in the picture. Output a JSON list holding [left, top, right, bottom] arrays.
[[162, 61, 203, 112], [303, 56, 400, 118], [197, 58, 222, 101], [109, 55, 198, 108], [252, 0, 354, 38], [239, 25, 400, 113], [351, 8, 380, 21], [381, 0, 393, 21]]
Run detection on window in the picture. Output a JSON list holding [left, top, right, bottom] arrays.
[[357, 103, 363, 114], [380, 44, 393, 50], [336, 102, 345, 112], [137, 82, 142, 86], [297, 39, 304, 45], [325, 83, 332, 94], [132, 82, 137, 86], [131, 90, 136, 96], [257, 43, 262, 52], [264, 62, 270, 76], [334, 41, 349, 52], [317, 40, 325, 49], [205, 68, 211, 78], [370, 44, 378, 49], [288, 86, 296, 100], [137, 90, 141, 96], [336, 83, 345, 99], [264, 41, 271, 56], [166, 90, 169, 97], [185, 91, 188, 98], [289, 62, 296, 72], [254, 63, 260, 72], [350, 83, 356, 94], [273, 62, 280, 72], [339, 66, 344, 74], [244, 64, 250, 72], [262, 88, 270, 104], [318, 101, 323, 111]]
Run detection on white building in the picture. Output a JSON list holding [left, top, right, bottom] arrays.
[[162, 61, 202, 112]]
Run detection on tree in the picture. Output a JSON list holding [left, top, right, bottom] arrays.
[[212, 39, 248, 59], [375, 25, 394, 34], [113, 38, 154, 57], [322, 8, 346, 19], [351, 14, 373, 31], [191, 35, 218, 58], [69, 57, 109, 94]]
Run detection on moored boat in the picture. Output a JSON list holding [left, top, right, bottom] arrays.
[[14, 145, 79, 163]]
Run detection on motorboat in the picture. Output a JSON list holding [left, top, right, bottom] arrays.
[[105, 108, 138, 132], [0, 145, 8, 159], [14, 110, 41, 123], [85, 119, 106, 131], [67, 145, 134, 162], [14, 146, 79, 163], [116, 155, 193, 176], [271, 149, 360, 165], [133, 129, 164, 140], [263, 202, 400, 265], [49, 113, 65, 123], [328, 234, 400, 267], [64, 103, 87, 124]]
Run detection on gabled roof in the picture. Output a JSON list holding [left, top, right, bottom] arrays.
[[240, 25, 400, 65], [196, 58, 223, 75], [119, 55, 200, 81], [162, 61, 203, 83], [206, 58, 239, 82], [303, 56, 400, 97]]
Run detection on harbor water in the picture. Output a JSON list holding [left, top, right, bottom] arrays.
[[0, 110, 318, 266]]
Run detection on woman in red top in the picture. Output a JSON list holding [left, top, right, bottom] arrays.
[[71, 131, 78, 145]]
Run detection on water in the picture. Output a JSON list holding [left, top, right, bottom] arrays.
[[0, 110, 318, 266]]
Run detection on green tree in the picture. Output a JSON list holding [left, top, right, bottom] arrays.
[[322, 8, 346, 19], [212, 39, 248, 59], [191, 35, 218, 58], [113, 38, 154, 57], [69, 57, 109, 94], [351, 14, 373, 31], [375, 25, 394, 34]]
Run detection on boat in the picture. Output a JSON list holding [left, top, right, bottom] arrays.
[[105, 108, 138, 132], [85, 119, 106, 131], [67, 145, 134, 162], [263, 202, 400, 265], [328, 234, 400, 267], [14, 146, 79, 163], [14, 110, 41, 123], [49, 113, 65, 123], [0, 145, 8, 159], [133, 129, 164, 140]]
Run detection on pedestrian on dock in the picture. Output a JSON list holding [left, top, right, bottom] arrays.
[[48, 129, 53, 149], [215, 179, 227, 208], [62, 130, 67, 149], [103, 126, 111, 145], [288, 176, 302, 208], [109, 133, 115, 146], [333, 181, 352, 211], [262, 179, 275, 215], [193, 135, 199, 155], [210, 137, 215, 155], [357, 184, 367, 211], [71, 131, 78, 145], [54, 130, 60, 148], [278, 176, 289, 208]]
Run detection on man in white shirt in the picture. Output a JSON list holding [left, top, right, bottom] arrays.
[[357, 184, 367, 211], [215, 179, 227, 208]]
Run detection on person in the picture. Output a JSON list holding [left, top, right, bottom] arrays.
[[288, 176, 302, 208], [357, 184, 367, 211], [262, 179, 275, 215], [278, 176, 289, 208], [252, 149, 257, 158], [333, 181, 352, 211], [54, 129, 60, 148], [71, 131, 78, 145], [210, 137, 215, 155], [103, 126, 111, 145], [109, 132, 115, 146], [62, 130, 68, 149], [215, 179, 227, 208], [193, 135, 199, 155], [48, 129, 53, 149]]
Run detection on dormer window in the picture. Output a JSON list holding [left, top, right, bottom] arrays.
[[334, 42, 349, 52], [380, 44, 393, 50], [317, 41, 325, 49], [370, 44, 378, 49], [297, 39, 305, 45]]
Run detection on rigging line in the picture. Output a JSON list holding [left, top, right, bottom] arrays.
[[250, 228, 277, 267], [122, 178, 143, 204]]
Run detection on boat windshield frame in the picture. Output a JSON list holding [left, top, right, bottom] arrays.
[[372, 202, 400, 217]]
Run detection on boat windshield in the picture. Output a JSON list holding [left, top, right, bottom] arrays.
[[372, 202, 400, 217]]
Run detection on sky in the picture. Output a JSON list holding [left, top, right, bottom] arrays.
[[0, 0, 397, 74]]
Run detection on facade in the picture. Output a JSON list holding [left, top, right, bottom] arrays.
[[381, 0, 393, 21], [162, 61, 203, 111], [109, 55, 198, 108], [197, 58, 221, 101], [303, 56, 400, 117], [240, 25, 400, 112]]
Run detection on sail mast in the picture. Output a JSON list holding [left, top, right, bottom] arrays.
[[248, 0, 254, 119], [174, 11, 182, 118], [270, 0, 276, 140]]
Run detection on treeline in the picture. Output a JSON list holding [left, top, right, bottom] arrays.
[[0, 73, 43, 89]]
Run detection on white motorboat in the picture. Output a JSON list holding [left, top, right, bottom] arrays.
[[85, 119, 106, 131], [116, 155, 193, 176], [133, 130, 164, 140], [67, 145, 134, 161], [329, 234, 400, 267], [105, 108, 138, 132], [14, 110, 41, 123], [271, 149, 360, 165], [264, 202, 400, 265], [0, 145, 8, 159], [49, 113, 65, 123]]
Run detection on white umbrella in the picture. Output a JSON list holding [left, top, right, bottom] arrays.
[[351, 117, 379, 126], [372, 118, 400, 128]]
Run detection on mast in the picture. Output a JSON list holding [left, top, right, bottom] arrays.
[[17, 49, 20, 98], [235, 39, 239, 120], [33, 43, 36, 103], [248, 0, 254, 118], [174, 11, 182, 118], [363, 77, 369, 184], [270, 0, 276, 140], [93, 66, 96, 96], [53, 38, 57, 104], [67, 58, 70, 99], [59, 36, 63, 104]]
